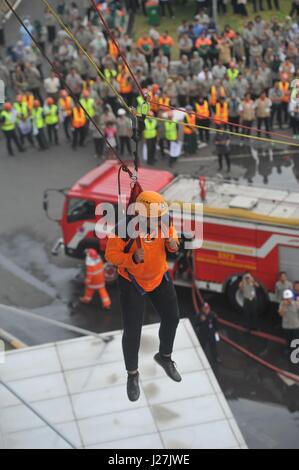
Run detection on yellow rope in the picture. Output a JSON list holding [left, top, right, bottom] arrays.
[[41, 0, 131, 113], [139, 113, 299, 148]]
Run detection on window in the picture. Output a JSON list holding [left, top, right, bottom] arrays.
[[67, 198, 96, 223]]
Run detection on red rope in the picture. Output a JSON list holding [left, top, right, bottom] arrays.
[[148, 99, 296, 144], [218, 317, 287, 346], [90, 0, 146, 100], [220, 333, 299, 384]]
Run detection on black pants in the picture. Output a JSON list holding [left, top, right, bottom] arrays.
[[121, 92, 133, 107], [146, 137, 157, 165], [63, 116, 71, 141], [228, 116, 240, 134], [257, 117, 270, 137], [47, 25, 56, 43], [200, 333, 219, 363], [271, 105, 282, 128], [119, 274, 180, 371], [281, 102, 289, 125], [3, 129, 23, 155], [242, 120, 253, 136], [197, 119, 210, 142], [47, 124, 59, 145], [94, 137, 105, 158], [290, 2, 299, 16], [291, 117, 299, 135], [217, 153, 231, 172], [20, 132, 35, 147], [36, 128, 48, 150], [72, 127, 85, 149], [160, 0, 174, 17], [244, 298, 258, 331], [217, 0, 227, 14], [238, 4, 248, 15], [120, 136, 132, 156]]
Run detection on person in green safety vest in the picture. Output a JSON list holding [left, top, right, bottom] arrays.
[[80, 89, 95, 141], [227, 62, 239, 85], [143, 111, 158, 165], [14, 95, 28, 123], [44, 97, 59, 145], [164, 111, 180, 167], [136, 93, 150, 117], [0, 102, 24, 156], [14, 94, 32, 148], [104, 67, 117, 84], [32, 99, 48, 151]]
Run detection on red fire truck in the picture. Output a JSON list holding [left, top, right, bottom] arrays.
[[44, 161, 299, 314]]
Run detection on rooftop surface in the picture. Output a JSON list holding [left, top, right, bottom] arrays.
[[0, 319, 247, 449]]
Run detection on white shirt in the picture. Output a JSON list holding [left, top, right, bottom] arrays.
[[44, 77, 60, 94]]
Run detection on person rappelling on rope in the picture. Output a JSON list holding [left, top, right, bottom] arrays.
[[105, 191, 182, 402]]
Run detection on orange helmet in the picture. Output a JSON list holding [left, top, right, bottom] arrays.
[[87, 249, 99, 260], [135, 191, 168, 219], [3, 102, 12, 111], [34, 100, 41, 108], [60, 89, 68, 98], [47, 97, 54, 106], [83, 90, 90, 98]]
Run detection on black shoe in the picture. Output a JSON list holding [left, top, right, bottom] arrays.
[[127, 372, 140, 402], [154, 353, 182, 382]]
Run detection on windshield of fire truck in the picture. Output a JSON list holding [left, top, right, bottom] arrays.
[[67, 198, 96, 223]]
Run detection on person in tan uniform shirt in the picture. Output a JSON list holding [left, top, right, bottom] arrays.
[[254, 91, 272, 136]]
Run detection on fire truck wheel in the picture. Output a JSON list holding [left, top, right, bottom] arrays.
[[226, 275, 269, 316], [104, 263, 118, 284]]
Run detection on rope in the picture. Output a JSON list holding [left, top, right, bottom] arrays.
[[143, 113, 299, 148], [5, 0, 133, 175], [147, 100, 297, 145], [0, 379, 78, 448], [90, 0, 146, 100], [41, 0, 131, 114], [0, 303, 114, 343], [219, 333, 299, 384]]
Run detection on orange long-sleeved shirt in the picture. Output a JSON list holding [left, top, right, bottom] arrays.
[[105, 227, 178, 292]]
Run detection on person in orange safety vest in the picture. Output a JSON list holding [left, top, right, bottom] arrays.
[[105, 191, 182, 402], [59, 90, 73, 141], [214, 97, 229, 128], [80, 249, 111, 310], [71, 103, 87, 150]]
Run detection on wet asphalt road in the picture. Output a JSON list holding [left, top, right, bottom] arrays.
[[0, 0, 299, 449]]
